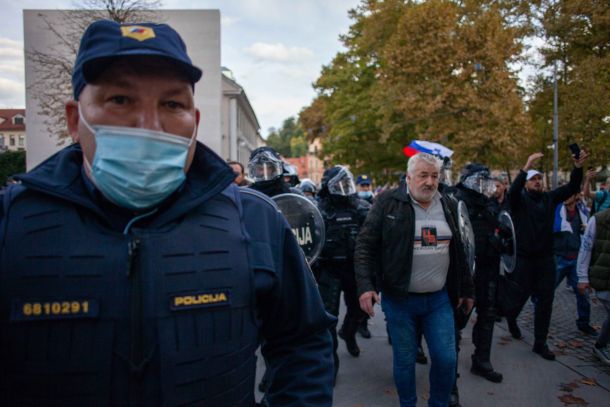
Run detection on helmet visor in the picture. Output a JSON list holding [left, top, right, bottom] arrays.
[[248, 151, 283, 182], [327, 167, 356, 196]]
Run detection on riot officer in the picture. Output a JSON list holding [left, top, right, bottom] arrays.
[[298, 178, 318, 201], [247, 147, 299, 197], [316, 165, 370, 381], [454, 163, 505, 383]]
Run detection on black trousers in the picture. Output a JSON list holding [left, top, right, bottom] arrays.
[[316, 260, 366, 368], [506, 256, 556, 344], [472, 260, 500, 362]]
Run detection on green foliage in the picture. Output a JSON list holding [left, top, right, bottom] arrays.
[[266, 117, 307, 158], [301, 0, 532, 181], [528, 0, 609, 169], [0, 151, 26, 186]]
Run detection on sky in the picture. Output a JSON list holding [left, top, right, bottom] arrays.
[[0, 0, 361, 136]]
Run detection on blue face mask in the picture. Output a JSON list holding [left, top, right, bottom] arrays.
[[79, 107, 196, 211], [358, 191, 373, 200]]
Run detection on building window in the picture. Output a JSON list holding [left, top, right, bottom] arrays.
[[13, 116, 24, 125], [0, 135, 3, 147], [18, 135, 25, 147], [10, 136, 15, 146]]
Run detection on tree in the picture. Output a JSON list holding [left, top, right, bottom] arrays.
[[265, 117, 306, 158], [27, 0, 162, 144], [302, 0, 533, 181], [0, 151, 26, 186], [528, 0, 609, 169]]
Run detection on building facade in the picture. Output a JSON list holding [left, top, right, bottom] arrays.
[[0, 109, 26, 152], [285, 138, 324, 184], [24, 10, 224, 170], [221, 69, 263, 165]]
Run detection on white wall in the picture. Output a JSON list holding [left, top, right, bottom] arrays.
[[23, 9, 221, 170]]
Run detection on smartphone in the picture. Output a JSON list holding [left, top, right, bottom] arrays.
[[568, 143, 580, 159]]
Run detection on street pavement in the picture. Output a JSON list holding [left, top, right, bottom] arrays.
[[256, 285, 610, 406]]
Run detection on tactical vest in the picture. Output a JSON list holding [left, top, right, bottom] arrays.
[[0, 190, 258, 406], [319, 203, 361, 261], [590, 210, 610, 291]]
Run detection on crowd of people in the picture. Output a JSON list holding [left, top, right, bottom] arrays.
[[0, 18, 608, 407]]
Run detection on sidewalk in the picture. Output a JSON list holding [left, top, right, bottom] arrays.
[[330, 286, 610, 406], [255, 285, 610, 406]]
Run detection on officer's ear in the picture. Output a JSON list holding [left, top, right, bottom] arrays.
[[65, 100, 80, 143]]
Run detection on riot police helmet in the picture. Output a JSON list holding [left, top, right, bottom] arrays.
[[459, 163, 497, 198], [322, 165, 356, 196], [247, 147, 284, 183], [283, 163, 300, 187], [299, 178, 317, 195]]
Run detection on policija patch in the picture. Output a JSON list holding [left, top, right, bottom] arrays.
[[170, 289, 231, 311]]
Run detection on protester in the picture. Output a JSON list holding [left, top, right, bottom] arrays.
[[316, 165, 370, 383], [0, 20, 335, 406], [455, 164, 504, 383], [227, 160, 249, 186], [492, 174, 510, 212], [355, 152, 474, 407], [554, 193, 596, 335], [505, 151, 587, 360], [577, 208, 610, 365], [583, 170, 610, 214]]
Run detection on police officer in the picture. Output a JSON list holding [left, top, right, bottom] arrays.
[[316, 165, 370, 381], [455, 164, 505, 383], [356, 174, 374, 204], [298, 178, 318, 201], [248, 147, 302, 197], [0, 20, 334, 406]]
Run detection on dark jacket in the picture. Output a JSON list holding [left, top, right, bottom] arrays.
[[508, 167, 583, 258], [0, 143, 335, 406], [354, 185, 474, 307]]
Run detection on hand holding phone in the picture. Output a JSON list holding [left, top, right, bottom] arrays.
[[568, 143, 581, 159]]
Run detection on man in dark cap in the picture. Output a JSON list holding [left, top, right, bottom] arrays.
[[0, 20, 334, 406]]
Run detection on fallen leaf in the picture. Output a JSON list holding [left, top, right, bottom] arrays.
[[500, 335, 512, 341], [421, 393, 429, 401], [556, 341, 568, 349], [383, 387, 397, 396], [559, 382, 579, 392], [580, 378, 597, 386], [558, 394, 588, 405], [568, 339, 584, 348]]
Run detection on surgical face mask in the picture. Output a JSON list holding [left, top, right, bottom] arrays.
[[463, 173, 497, 198], [327, 167, 356, 196], [358, 191, 373, 200], [79, 106, 196, 211]]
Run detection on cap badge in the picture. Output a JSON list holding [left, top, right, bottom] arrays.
[[120, 25, 156, 41]]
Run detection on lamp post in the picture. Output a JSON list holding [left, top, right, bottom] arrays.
[[552, 61, 559, 189]]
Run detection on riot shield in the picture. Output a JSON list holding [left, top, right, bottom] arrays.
[[457, 200, 476, 275], [498, 210, 517, 274], [273, 193, 325, 264]]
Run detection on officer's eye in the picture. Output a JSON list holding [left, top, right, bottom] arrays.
[[165, 100, 185, 110], [108, 95, 128, 105]]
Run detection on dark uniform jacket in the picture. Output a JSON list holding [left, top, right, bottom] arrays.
[[354, 185, 474, 307], [0, 143, 334, 406]]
